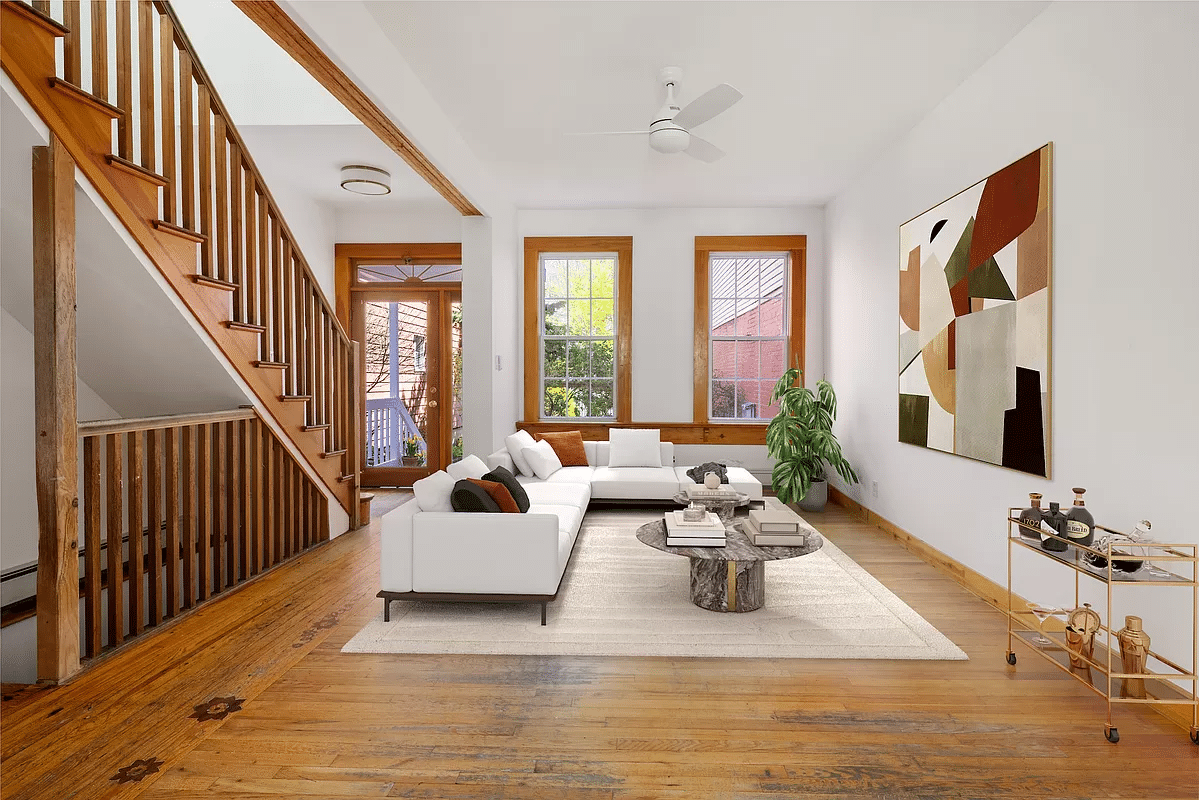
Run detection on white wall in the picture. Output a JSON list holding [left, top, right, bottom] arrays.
[[335, 207, 464, 245], [1, 309, 118, 571], [517, 206, 824, 474], [825, 2, 1199, 670]]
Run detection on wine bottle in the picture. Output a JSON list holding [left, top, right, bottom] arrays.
[[1018, 493, 1043, 539], [1065, 487, 1095, 546]]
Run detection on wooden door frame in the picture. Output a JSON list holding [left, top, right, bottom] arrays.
[[336, 244, 462, 487]]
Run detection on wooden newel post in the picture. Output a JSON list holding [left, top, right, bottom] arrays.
[[351, 340, 363, 529], [33, 135, 81, 683]]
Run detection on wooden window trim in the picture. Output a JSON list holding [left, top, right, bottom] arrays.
[[693, 235, 806, 427], [334, 242, 462, 331], [523, 237, 632, 423]]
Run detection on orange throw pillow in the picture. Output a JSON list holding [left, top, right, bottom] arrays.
[[536, 431, 589, 467], [466, 478, 520, 513]]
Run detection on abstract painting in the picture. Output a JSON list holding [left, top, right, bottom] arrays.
[[898, 144, 1052, 477]]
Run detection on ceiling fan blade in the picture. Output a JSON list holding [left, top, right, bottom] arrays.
[[566, 131, 651, 136], [672, 83, 743, 130], [684, 134, 725, 163]]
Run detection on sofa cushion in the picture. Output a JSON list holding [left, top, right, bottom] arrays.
[[481, 465, 530, 513], [523, 480, 591, 509], [675, 466, 764, 500], [412, 470, 455, 512], [593, 441, 674, 467], [523, 439, 563, 479], [505, 429, 537, 476], [447, 454, 489, 481], [536, 430, 588, 466], [590, 466, 682, 500], [516, 465, 595, 488], [527, 503, 584, 568], [608, 429, 662, 467], [450, 479, 502, 513]]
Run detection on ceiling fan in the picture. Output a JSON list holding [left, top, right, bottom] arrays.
[[574, 67, 743, 162]]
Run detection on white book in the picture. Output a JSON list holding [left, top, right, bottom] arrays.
[[751, 532, 808, 547], [684, 485, 739, 499], [668, 511, 724, 530], [667, 536, 727, 547]]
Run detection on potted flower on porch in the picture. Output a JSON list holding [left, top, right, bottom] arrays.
[[401, 433, 425, 467], [765, 364, 858, 512]]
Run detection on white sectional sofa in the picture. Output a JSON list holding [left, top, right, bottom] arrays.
[[378, 433, 763, 624]]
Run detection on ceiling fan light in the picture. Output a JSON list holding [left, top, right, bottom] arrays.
[[340, 164, 391, 196], [649, 127, 690, 154]]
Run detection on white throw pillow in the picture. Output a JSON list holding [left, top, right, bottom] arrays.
[[505, 430, 537, 476], [412, 470, 455, 512], [522, 439, 563, 480], [608, 428, 662, 467], [446, 454, 488, 481]]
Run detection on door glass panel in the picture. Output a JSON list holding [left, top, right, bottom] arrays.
[[363, 300, 429, 468], [450, 300, 463, 464]]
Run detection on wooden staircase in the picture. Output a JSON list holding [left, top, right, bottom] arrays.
[[1, 0, 358, 515]]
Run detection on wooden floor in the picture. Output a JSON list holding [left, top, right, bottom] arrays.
[[2, 495, 1196, 799]]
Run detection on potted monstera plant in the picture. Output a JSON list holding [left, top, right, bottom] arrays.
[[765, 364, 859, 511]]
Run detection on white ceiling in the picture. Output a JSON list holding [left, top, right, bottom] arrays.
[[238, 124, 452, 212], [366, 1, 1049, 209]]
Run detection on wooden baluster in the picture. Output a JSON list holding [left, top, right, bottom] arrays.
[[325, 316, 334, 446], [181, 425, 195, 608], [137, 0, 154, 170], [214, 115, 228, 283], [253, 418, 264, 575], [313, 309, 325, 425], [63, 1, 81, 85], [212, 422, 226, 592], [164, 427, 180, 618], [257, 189, 270, 358], [320, 492, 330, 541], [91, 1, 108, 101], [115, 0, 132, 159], [292, 462, 301, 554], [127, 430, 144, 636], [295, 272, 307, 402], [196, 422, 211, 600], [105, 433, 123, 647], [239, 417, 251, 581], [83, 437, 102, 658], [197, 82, 213, 277], [282, 239, 294, 393], [351, 341, 362, 516], [159, 14, 176, 224], [178, 50, 194, 231], [244, 175, 257, 328], [280, 445, 291, 559], [264, 426, 275, 568], [306, 284, 317, 412], [272, 217, 284, 362], [146, 428, 162, 627], [32, 0, 51, 13], [225, 420, 238, 586], [230, 147, 243, 320]]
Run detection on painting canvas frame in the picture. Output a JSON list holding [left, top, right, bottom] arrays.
[[898, 144, 1052, 477]]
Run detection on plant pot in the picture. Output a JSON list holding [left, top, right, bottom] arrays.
[[798, 478, 828, 512], [401, 456, 422, 467]]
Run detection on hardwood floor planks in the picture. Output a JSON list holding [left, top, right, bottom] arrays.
[[2, 498, 1196, 799]]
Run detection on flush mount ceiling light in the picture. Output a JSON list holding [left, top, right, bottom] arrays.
[[340, 164, 391, 196]]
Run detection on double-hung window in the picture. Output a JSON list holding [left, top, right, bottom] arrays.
[[524, 237, 632, 422], [694, 236, 806, 425]]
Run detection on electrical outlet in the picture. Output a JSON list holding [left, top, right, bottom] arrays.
[[495, 355, 502, 371], [871, 481, 879, 498]]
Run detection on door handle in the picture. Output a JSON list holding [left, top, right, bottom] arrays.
[[427, 400, 438, 409]]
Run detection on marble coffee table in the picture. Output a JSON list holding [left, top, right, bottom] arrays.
[[636, 519, 823, 613], [672, 491, 750, 523]]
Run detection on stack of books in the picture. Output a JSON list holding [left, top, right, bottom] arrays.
[[664, 511, 726, 547], [683, 484, 740, 500], [745, 507, 807, 547]]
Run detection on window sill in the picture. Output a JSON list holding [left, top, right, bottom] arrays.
[[516, 421, 767, 445]]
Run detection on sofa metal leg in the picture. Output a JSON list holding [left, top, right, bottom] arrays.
[[540, 602, 547, 626], [383, 598, 390, 623]]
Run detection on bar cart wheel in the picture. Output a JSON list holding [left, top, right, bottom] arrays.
[[1104, 725, 1119, 744], [1005, 651, 1017, 665]]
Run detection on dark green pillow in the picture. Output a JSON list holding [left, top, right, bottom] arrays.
[[450, 479, 501, 513], [482, 465, 530, 513]]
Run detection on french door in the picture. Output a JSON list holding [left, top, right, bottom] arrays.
[[352, 286, 462, 487]]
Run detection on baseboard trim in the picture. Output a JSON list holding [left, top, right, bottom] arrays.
[[827, 485, 1194, 734]]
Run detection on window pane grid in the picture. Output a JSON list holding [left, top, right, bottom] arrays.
[[708, 253, 789, 421], [540, 252, 617, 419]]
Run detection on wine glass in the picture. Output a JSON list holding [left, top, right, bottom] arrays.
[[1029, 607, 1062, 647]]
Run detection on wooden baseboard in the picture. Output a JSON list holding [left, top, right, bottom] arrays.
[[827, 485, 1195, 734]]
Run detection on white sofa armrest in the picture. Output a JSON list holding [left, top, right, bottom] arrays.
[[380, 499, 419, 593], [485, 448, 515, 474], [411, 512, 563, 595]]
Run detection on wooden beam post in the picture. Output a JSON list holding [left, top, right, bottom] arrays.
[[350, 340, 362, 529], [32, 135, 80, 683]]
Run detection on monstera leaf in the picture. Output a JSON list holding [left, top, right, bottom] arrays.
[[765, 364, 858, 505]]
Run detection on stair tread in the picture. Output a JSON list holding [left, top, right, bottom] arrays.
[[8, 2, 69, 37], [280, 395, 312, 402], [155, 219, 206, 243], [302, 424, 330, 431], [107, 154, 168, 186], [321, 449, 348, 458], [48, 77, 123, 118], [253, 361, 289, 369], [223, 320, 267, 333], [337, 474, 355, 483], [191, 274, 238, 291]]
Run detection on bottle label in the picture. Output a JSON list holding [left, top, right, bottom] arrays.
[[1066, 520, 1091, 539]]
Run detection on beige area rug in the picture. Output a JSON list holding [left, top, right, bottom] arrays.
[[343, 507, 968, 660]]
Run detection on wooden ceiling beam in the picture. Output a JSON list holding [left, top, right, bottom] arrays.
[[232, 0, 482, 217]]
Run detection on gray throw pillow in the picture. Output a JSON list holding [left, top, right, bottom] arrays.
[[481, 465, 530, 513], [450, 480, 502, 513]]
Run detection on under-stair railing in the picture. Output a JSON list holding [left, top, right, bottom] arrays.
[[76, 408, 328, 662], [4, 0, 360, 514]]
